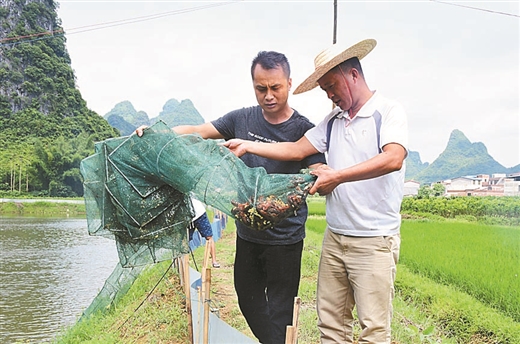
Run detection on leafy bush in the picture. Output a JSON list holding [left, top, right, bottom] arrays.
[[401, 196, 520, 225]]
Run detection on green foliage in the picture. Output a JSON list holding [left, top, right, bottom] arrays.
[[0, 7, 8, 19], [0, 94, 11, 118], [417, 185, 432, 199], [0, 130, 110, 196], [401, 196, 520, 225], [0, 1, 119, 196], [431, 183, 445, 197], [416, 183, 446, 199]]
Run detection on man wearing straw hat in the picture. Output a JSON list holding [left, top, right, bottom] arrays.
[[224, 39, 408, 343]]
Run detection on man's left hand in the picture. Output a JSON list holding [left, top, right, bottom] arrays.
[[309, 165, 341, 196]]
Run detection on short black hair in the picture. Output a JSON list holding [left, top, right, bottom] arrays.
[[251, 51, 291, 79], [338, 57, 364, 77]]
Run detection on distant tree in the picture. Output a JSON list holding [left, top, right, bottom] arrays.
[[416, 183, 446, 199], [432, 183, 446, 197], [417, 185, 432, 199]]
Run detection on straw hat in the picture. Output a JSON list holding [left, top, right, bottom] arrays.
[[293, 39, 377, 94]]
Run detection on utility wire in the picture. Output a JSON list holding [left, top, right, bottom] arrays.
[[65, 1, 241, 36], [0, 32, 65, 47], [0, 29, 63, 43], [0, 1, 242, 46], [430, 0, 520, 18], [2, 0, 516, 47]]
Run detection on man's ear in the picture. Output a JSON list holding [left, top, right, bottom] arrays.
[[350, 68, 360, 81], [288, 77, 292, 90]]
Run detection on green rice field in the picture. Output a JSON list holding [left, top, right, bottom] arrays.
[[400, 221, 520, 322]]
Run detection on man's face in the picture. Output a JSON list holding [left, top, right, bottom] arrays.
[[318, 68, 351, 111], [252, 64, 291, 116]]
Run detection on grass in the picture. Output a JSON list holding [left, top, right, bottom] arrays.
[[55, 260, 190, 343], [306, 196, 326, 216], [0, 200, 86, 216], [396, 265, 520, 343], [400, 221, 520, 321]]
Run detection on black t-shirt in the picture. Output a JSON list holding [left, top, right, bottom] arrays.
[[212, 106, 326, 245]]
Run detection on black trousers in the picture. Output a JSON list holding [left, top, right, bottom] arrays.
[[234, 236, 303, 344]]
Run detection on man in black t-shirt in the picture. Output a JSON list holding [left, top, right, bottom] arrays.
[[137, 51, 325, 344]]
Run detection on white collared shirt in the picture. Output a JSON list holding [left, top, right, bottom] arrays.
[[305, 91, 408, 236]]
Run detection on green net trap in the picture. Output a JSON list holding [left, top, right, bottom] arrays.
[[82, 120, 316, 235], [79, 120, 315, 317]]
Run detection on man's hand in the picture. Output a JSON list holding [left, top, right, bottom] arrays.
[[309, 165, 341, 196], [222, 139, 249, 157], [135, 125, 148, 137]]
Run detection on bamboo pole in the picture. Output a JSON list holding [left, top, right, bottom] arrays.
[[195, 284, 202, 344], [183, 255, 194, 344], [203, 267, 211, 344], [177, 257, 183, 288], [199, 239, 211, 343], [292, 297, 302, 328], [285, 326, 295, 344], [285, 296, 302, 344], [203, 238, 211, 271]]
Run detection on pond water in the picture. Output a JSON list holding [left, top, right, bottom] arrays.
[[0, 216, 119, 343]]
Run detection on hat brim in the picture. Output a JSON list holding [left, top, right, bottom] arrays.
[[293, 39, 377, 95]]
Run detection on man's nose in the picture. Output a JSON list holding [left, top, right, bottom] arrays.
[[326, 90, 334, 100]]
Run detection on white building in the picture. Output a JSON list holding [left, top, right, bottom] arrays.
[[403, 180, 421, 196]]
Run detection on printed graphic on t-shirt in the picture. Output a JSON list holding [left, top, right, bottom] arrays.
[[247, 131, 278, 143]]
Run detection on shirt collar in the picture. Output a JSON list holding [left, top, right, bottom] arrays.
[[355, 90, 379, 118], [330, 90, 379, 120]]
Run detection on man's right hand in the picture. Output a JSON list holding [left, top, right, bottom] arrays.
[[223, 139, 249, 157], [135, 125, 148, 137]]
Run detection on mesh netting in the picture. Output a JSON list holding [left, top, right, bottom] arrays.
[[80, 263, 146, 318], [79, 120, 315, 318], [105, 121, 316, 231], [80, 133, 193, 268]]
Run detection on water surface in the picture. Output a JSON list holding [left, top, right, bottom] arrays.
[[0, 216, 119, 343]]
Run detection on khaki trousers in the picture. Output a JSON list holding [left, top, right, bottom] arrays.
[[316, 228, 400, 344]]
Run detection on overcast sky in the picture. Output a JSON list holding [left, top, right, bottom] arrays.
[[56, 1, 519, 168]]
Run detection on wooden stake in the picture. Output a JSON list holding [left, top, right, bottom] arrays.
[[178, 257, 184, 288], [285, 296, 302, 344], [183, 255, 194, 344], [196, 284, 202, 344], [199, 239, 211, 343], [203, 267, 211, 344], [203, 238, 211, 271], [285, 326, 295, 344]]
